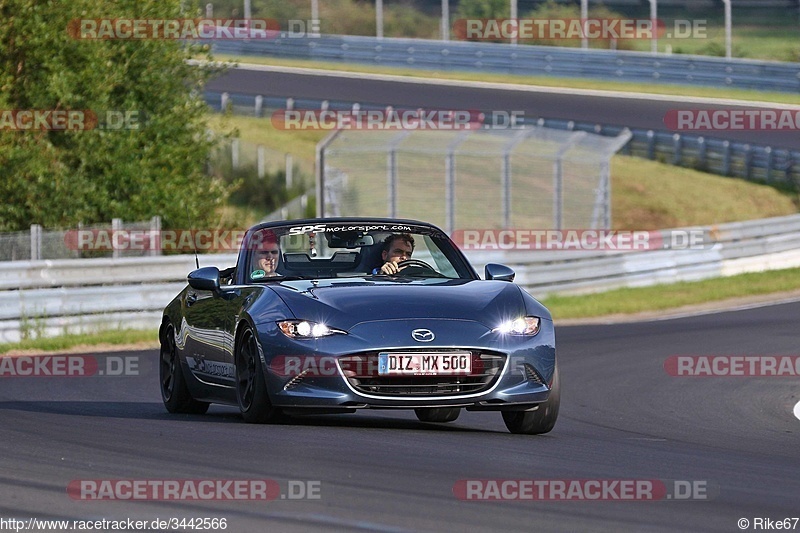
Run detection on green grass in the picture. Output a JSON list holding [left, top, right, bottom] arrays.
[[608, 25, 799, 62], [0, 329, 158, 355], [611, 155, 798, 229], [542, 267, 800, 319], [209, 55, 800, 106]]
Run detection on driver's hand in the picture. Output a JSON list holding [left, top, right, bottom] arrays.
[[379, 261, 405, 275]]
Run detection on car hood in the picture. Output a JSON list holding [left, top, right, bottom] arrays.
[[262, 278, 527, 330]]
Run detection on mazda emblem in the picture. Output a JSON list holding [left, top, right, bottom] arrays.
[[411, 329, 435, 342]]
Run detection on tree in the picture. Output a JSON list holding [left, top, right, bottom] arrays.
[[0, 0, 226, 231]]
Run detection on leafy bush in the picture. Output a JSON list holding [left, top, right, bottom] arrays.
[[456, 0, 509, 20]]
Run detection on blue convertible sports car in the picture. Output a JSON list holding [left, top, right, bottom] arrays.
[[159, 218, 559, 434]]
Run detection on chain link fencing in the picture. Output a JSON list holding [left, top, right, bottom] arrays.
[[318, 126, 631, 232], [0, 218, 161, 262]]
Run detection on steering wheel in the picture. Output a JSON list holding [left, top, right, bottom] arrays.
[[397, 259, 440, 276]]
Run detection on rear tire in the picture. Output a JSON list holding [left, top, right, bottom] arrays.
[[159, 323, 210, 415], [414, 407, 461, 423], [502, 364, 560, 435], [235, 326, 282, 424]]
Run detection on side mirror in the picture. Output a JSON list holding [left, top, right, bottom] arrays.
[[485, 263, 515, 282], [188, 266, 221, 291]]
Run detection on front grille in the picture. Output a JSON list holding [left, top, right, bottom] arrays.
[[339, 350, 506, 397]]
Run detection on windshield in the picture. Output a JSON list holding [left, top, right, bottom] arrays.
[[242, 222, 475, 282]]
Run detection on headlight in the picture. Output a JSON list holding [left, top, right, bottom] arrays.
[[277, 320, 346, 338], [493, 317, 541, 336]]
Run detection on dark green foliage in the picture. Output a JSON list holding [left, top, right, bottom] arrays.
[[0, 0, 226, 230]]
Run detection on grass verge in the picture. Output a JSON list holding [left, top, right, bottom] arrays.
[[542, 267, 800, 319], [611, 155, 798, 229], [0, 329, 158, 355]]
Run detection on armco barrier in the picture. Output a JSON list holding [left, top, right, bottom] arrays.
[[0, 254, 237, 343], [465, 214, 800, 295], [209, 35, 800, 93], [3, 216, 800, 342]]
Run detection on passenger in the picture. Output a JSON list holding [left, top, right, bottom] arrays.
[[251, 231, 281, 279]]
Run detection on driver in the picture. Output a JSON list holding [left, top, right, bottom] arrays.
[[371, 233, 415, 275]]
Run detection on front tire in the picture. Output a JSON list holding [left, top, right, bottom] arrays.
[[415, 407, 461, 423], [159, 323, 210, 415], [235, 326, 281, 424], [502, 364, 560, 435]]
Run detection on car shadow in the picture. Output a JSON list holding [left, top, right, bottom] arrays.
[[0, 400, 503, 433]]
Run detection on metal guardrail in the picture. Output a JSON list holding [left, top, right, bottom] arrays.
[[1, 255, 237, 343], [4, 216, 800, 342], [209, 35, 800, 94], [205, 90, 800, 186], [467, 214, 800, 296]]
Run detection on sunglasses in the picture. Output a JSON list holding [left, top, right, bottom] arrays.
[[258, 250, 280, 255]]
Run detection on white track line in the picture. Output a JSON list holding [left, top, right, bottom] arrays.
[[794, 400, 800, 422]]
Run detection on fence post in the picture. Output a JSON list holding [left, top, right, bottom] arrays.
[[553, 131, 587, 230], [765, 146, 773, 182], [386, 129, 411, 219], [445, 153, 455, 234], [501, 128, 533, 229], [501, 153, 512, 229], [257, 145, 265, 178], [697, 136, 706, 168], [30, 224, 42, 261], [112, 218, 122, 259], [386, 106, 397, 218], [602, 161, 611, 229], [205, 3, 213, 18], [743, 144, 752, 180], [672, 133, 682, 165], [722, 140, 731, 176], [316, 130, 343, 217], [286, 153, 293, 188], [444, 131, 470, 234], [646, 130, 655, 160], [149, 216, 162, 257], [220, 92, 229, 112], [231, 139, 239, 170], [553, 157, 563, 230], [387, 150, 397, 218], [254, 95, 263, 117]]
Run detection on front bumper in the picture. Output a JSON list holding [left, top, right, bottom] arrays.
[[255, 317, 556, 410]]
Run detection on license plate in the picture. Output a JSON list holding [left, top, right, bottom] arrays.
[[378, 352, 472, 376]]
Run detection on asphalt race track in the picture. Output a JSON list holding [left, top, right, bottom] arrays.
[[1, 301, 798, 532], [207, 67, 800, 151]]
